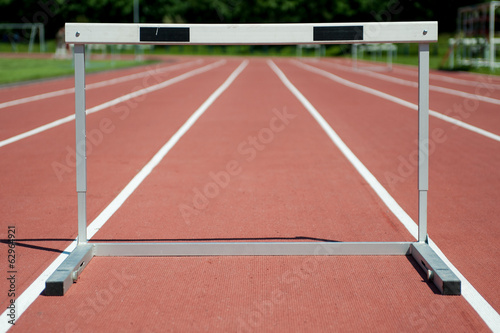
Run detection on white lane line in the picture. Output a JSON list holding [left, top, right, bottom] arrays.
[[268, 59, 417, 241], [345, 58, 500, 90], [0, 60, 248, 333], [426, 238, 500, 333], [0, 59, 203, 110], [0, 88, 74, 109], [86, 59, 248, 238], [0, 60, 226, 148], [269, 59, 500, 333], [294, 60, 500, 143], [322, 60, 500, 106]]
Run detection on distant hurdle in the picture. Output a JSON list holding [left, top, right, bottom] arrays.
[[296, 44, 325, 58], [0, 23, 46, 53], [449, 1, 500, 70], [46, 21, 460, 296], [351, 43, 397, 71]]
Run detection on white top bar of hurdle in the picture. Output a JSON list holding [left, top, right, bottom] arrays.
[[65, 22, 437, 45]]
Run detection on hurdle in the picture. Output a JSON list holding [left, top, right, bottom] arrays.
[[351, 43, 397, 71], [0, 23, 46, 53], [45, 21, 460, 296]]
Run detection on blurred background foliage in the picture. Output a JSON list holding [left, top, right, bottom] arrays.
[[0, 0, 481, 39]]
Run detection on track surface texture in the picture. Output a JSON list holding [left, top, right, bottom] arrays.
[[0, 56, 499, 332]]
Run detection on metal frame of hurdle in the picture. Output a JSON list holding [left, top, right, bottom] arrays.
[[45, 21, 461, 296]]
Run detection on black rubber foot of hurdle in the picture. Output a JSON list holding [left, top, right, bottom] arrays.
[[45, 244, 94, 296]]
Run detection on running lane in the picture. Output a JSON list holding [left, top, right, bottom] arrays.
[[303, 59, 500, 137], [328, 58, 500, 107], [0, 57, 180, 103], [0, 58, 207, 141], [89, 58, 415, 242], [0, 59, 241, 312], [281, 59, 500, 315], [9, 59, 488, 332], [336, 58, 500, 97]]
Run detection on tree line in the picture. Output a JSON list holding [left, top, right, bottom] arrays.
[[0, 0, 479, 39]]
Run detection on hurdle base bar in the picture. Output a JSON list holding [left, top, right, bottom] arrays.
[[92, 241, 410, 256], [410, 242, 461, 295], [45, 244, 94, 296], [44, 241, 459, 296]]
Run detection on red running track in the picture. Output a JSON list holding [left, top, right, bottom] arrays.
[[319, 58, 500, 136], [0, 57, 498, 332], [287, 58, 500, 314]]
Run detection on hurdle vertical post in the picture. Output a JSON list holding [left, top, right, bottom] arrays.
[[45, 43, 94, 296], [412, 41, 460, 293], [74, 44, 87, 245], [418, 43, 429, 243]]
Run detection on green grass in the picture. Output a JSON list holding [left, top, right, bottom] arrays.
[[0, 40, 57, 53], [0, 57, 158, 85]]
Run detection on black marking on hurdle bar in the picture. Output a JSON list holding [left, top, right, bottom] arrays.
[[313, 26, 363, 41], [140, 27, 190, 42]]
